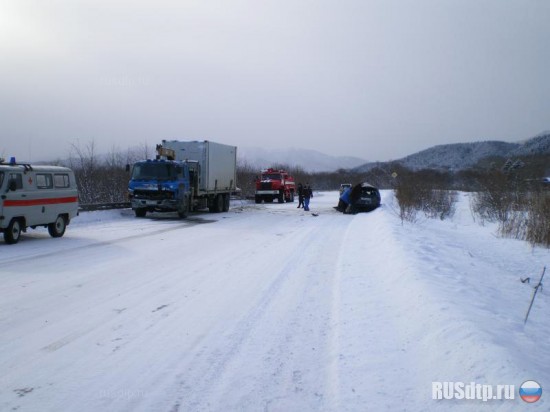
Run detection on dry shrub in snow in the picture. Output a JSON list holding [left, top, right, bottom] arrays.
[[470, 169, 550, 248], [526, 191, 550, 247], [394, 169, 457, 223]]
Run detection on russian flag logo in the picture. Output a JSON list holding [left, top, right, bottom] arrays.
[[519, 380, 542, 403]]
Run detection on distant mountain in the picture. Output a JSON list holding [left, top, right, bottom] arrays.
[[238, 147, 367, 173], [397, 141, 519, 171], [511, 131, 550, 156], [354, 132, 550, 172]]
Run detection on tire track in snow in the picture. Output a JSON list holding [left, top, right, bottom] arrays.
[[168, 226, 318, 411], [0, 217, 214, 268], [166, 213, 351, 412], [0, 208, 321, 412], [0, 213, 311, 403]]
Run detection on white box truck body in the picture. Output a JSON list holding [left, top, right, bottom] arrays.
[[161, 140, 237, 195]]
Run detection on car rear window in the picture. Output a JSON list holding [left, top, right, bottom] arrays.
[[362, 188, 377, 195]]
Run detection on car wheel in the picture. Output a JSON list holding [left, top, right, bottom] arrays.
[[48, 215, 67, 238], [4, 218, 22, 244]]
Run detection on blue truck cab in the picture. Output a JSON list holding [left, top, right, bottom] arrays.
[[128, 159, 192, 218]]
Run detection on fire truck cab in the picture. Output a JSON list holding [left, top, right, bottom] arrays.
[[255, 168, 295, 204], [0, 159, 79, 244]]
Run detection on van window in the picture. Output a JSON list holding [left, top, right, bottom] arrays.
[[54, 174, 70, 188], [9, 173, 23, 189], [36, 173, 53, 189], [0, 172, 4, 188]]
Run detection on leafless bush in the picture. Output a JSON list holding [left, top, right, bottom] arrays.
[[469, 171, 522, 224], [526, 191, 550, 247], [67, 141, 150, 204], [423, 190, 458, 220], [470, 168, 550, 248], [236, 159, 258, 198], [68, 140, 102, 204], [394, 176, 423, 223], [498, 210, 528, 240], [394, 169, 457, 223]]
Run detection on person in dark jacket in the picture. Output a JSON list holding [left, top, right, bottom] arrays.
[[303, 183, 313, 211], [297, 183, 304, 208]]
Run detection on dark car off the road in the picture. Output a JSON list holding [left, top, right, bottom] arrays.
[[338, 182, 381, 214]]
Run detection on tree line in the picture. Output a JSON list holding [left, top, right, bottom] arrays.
[[59, 142, 549, 248]]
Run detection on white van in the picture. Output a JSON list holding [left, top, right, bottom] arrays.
[[0, 161, 79, 244]]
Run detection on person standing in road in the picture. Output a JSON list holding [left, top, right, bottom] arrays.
[[297, 183, 304, 208], [303, 183, 313, 211]]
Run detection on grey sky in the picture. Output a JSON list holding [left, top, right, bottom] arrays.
[[1, 0, 548, 162]]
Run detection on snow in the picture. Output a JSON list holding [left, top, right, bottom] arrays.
[[1, 192, 548, 411]]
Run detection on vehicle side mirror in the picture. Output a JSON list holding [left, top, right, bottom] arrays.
[[125, 164, 130, 172], [8, 179, 17, 192]]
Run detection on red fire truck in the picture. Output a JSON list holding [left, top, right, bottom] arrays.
[[255, 168, 295, 204]]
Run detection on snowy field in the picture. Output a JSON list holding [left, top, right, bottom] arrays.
[[1, 191, 548, 412]]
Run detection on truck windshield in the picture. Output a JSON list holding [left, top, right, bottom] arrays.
[[262, 174, 282, 180], [132, 163, 177, 180]]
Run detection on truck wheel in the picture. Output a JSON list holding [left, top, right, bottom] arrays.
[[4, 218, 22, 244], [278, 191, 285, 203], [48, 215, 67, 238], [215, 194, 224, 212], [210, 194, 224, 213], [223, 194, 230, 212], [135, 208, 147, 218], [255, 195, 261, 204], [177, 200, 189, 218]]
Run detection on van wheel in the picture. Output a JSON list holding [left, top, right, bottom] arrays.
[[4, 218, 22, 244], [135, 208, 147, 218], [48, 215, 67, 238]]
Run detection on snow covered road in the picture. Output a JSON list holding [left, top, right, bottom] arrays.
[[1, 192, 548, 411]]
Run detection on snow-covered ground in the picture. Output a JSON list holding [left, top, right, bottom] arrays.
[[1, 191, 548, 411]]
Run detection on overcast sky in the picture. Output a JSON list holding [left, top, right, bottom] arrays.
[[1, 0, 548, 162]]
